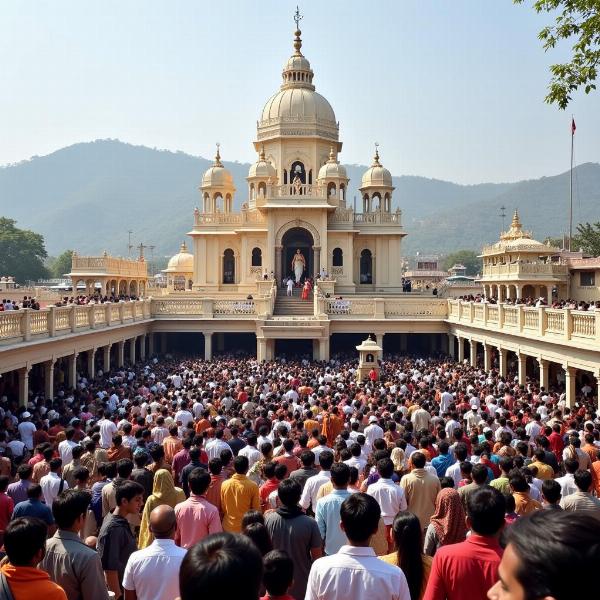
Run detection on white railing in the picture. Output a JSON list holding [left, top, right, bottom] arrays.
[[482, 263, 568, 277], [447, 300, 599, 345], [322, 297, 447, 319], [71, 255, 147, 277], [0, 300, 152, 345]]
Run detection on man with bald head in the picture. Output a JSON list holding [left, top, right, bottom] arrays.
[[122, 505, 186, 600]]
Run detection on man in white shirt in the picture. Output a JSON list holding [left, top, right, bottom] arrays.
[[238, 433, 261, 469], [306, 492, 410, 600], [58, 428, 78, 466], [300, 450, 333, 514], [40, 458, 68, 507], [205, 430, 230, 461], [174, 402, 194, 428], [17, 412, 36, 451], [123, 505, 185, 600], [411, 403, 431, 432], [555, 458, 580, 497], [364, 416, 384, 447], [439, 388, 454, 415], [98, 412, 118, 449], [366, 458, 407, 532]]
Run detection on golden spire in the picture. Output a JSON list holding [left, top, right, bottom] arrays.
[[511, 209, 521, 229], [214, 143, 222, 167], [259, 145, 266, 161], [293, 6, 303, 55], [328, 146, 336, 162]]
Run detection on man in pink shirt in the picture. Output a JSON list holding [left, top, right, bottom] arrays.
[[174, 468, 222, 549]]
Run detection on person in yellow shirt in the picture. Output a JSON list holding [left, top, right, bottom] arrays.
[[529, 449, 555, 481], [220, 455, 260, 532]]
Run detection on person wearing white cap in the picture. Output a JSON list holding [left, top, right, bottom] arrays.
[[18, 412, 36, 451], [364, 415, 384, 448]]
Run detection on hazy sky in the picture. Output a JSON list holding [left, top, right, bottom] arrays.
[[1, 0, 598, 184]]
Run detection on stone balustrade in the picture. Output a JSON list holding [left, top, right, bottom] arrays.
[[482, 263, 568, 278], [0, 300, 152, 345], [447, 300, 600, 346], [321, 296, 447, 318], [71, 255, 147, 277]]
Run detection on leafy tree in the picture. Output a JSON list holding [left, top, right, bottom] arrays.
[[0, 218, 49, 284], [442, 250, 482, 276], [50, 249, 74, 278], [515, 1, 600, 109], [572, 221, 600, 255]]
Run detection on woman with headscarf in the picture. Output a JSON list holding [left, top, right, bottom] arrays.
[[138, 468, 185, 548], [391, 446, 406, 478], [423, 487, 467, 556]]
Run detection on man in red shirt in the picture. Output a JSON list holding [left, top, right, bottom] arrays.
[[547, 423, 565, 463], [423, 486, 505, 600], [273, 439, 301, 477]]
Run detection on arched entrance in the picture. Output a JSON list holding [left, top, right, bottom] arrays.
[[281, 227, 313, 283]]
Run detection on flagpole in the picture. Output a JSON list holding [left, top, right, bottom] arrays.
[[569, 116, 574, 251]]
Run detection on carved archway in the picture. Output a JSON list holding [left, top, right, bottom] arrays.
[[275, 219, 321, 247]]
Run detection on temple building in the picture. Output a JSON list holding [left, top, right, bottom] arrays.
[[183, 22, 405, 295]]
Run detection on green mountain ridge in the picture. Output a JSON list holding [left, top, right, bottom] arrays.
[[1, 139, 598, 258]]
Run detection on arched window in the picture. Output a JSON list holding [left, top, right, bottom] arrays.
[[250, 183, 256, 201], [258, 182, 266, 197], [214, 193, 223, 212], [372, 192, 382, 211], [327, 182, 337, 198], [340, 184, 346, 202], [363, 193, 370, 213], [290, 161, 306, 184], [251, 247, 262, 267], [225, 193, 232, 213], [283, 169, 288, 185], [384, 193, 391, 212], [332, 247, 343, 267], [223, 249, 235, 284], [360, 249, 372, 284]]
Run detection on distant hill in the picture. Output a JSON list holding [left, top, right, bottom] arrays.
[[1, 139, 598, 258]]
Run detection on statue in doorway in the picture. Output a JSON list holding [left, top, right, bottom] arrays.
[[292, 249, 306, 284]]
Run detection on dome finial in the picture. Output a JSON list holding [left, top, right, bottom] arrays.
[[511, 209, 521, 228], [293, 6, 303, 55], [372, 142, 381, 166], [328, 146, 336, 162], [214, 143, 222, 167], [180, 241, 188, 253], [259, 145, 266, 161]]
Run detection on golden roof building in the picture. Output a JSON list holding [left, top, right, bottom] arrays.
[[479, 210, 567, 301]]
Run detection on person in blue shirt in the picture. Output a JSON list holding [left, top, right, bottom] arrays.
[[432, 441, 456, 478], [12, 484, 54, 529]]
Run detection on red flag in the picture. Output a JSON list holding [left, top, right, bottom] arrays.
[[571, 118, 576, 135]]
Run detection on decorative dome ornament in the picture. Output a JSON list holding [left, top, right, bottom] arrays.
[[248, 146, 277, 179], [318, 145, 348, 180], [500, 209, 531, 241], [360, 143, 393, 189], [201, 143, 235, 190]]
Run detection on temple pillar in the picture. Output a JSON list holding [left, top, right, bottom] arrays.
[[319, 337, 330, 362], [18, 366, 30, 407], [68, 353, 78, 389], [87, 349, 95, 379], [103, 344, 111, 373], [313, 246, 321, 276], [148, 333, 155, 356], [257, 337, 267, 362], [275, 246, 283, 284], [538, 358, 549, 391], [483, 343, 492, 372], [117, 341, 125, 368], [498, 347, 508, 378], [457, 337, 464, 362], [564, 366, 576, 409], [204, 332, 213, 361], [447, 333, 455, 359], [517, 353, 527, 386], [469, 339, 477, 368], [375, 333, 384, 359], [129, 337, 136, 364], [139, 334, 146, 360], [44, 359, 55, 399]]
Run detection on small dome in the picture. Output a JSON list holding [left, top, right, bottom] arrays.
[[318, 147, 347, 180], [248, 148, 277, 179], [201, 147, 235, 190], [165, 242, 193, 273], [361, 149, 392, 188], [284, 53, 312, 73]]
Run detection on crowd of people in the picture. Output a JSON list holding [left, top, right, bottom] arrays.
[[459, 293, 600, 311], [0, 296, 41, 311], [53, 293, 142, 306], [0, 350, 599, 600]]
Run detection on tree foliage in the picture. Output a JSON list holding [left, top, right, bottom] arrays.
[[443, 250, 482, 276], [0, 217, 49, 284], [572, 221, 600, 255], [49, 249, 74, 279], [515, 1, 600, 109]]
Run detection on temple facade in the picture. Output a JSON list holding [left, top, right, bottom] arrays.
[[184, 24, 405, 295]]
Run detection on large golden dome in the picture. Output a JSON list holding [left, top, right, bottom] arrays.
[[256, 26, 338, 142]]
